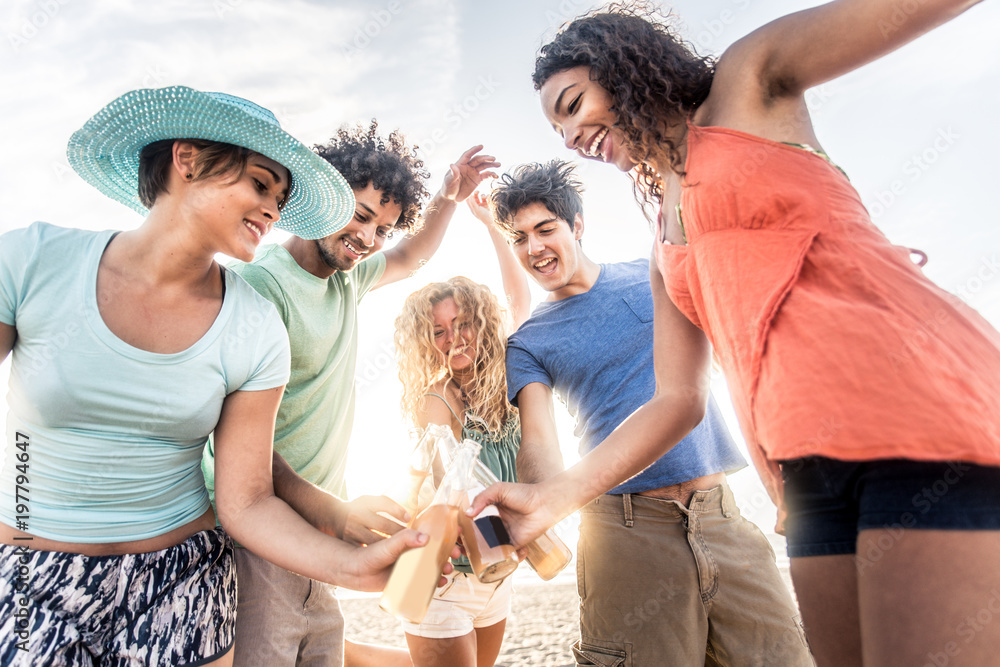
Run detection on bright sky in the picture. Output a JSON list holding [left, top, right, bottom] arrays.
[[2, 0, 999, 539]]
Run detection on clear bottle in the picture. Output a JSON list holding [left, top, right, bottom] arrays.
[[434, 436, 517, 584], [439, 435, 572, 582], [398, 425, 450, 518], [379, 438, 478, 623]]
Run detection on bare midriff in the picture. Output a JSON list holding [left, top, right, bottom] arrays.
[[636, 472, 727, 507], [0, 507, 217, 556]]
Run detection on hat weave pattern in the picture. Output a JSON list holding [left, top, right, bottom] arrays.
[[67, 86, 353, 240]]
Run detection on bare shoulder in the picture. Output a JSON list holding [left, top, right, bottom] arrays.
[[693, 30, 820, 147], [417, 382, 462, 431]]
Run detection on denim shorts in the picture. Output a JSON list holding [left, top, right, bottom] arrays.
[[780, 457, 1000, 558]]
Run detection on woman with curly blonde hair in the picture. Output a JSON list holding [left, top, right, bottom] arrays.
[[393, 193, 528, 667]]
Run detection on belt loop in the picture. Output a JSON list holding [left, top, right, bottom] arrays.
[[721, 484, 733, 518], [623, 493, 634, 528]]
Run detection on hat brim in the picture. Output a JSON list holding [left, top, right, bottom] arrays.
[[67, 86, 353, 240]]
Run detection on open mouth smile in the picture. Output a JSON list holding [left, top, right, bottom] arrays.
[[343, 238, 367, 259], [533, 257, 558, 275], [244, 219, 267, 241], [583, 127, 609, 158]]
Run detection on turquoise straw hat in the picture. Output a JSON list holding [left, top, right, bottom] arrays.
[[67, 86, 354, 240]]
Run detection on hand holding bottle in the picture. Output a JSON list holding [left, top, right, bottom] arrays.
[[381, 437, 480, 622], [466, 480, 561, 550], [337, 495, 410, 545], [342, 528, 458, 593]]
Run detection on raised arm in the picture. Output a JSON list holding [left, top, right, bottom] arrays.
[[213, 387, 428, 591], [727, 0, 982, 99], [513, 382, 565, 483], [376, 146, 500, 288], [467, 191, 532, 328], [0, 322, 14, 364], [471, 258, 712, 546]]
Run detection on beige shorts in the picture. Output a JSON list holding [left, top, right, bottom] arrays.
[[574, 483, 814, 666], [232, 547, 345, 667], [401, 570, 512, 639]]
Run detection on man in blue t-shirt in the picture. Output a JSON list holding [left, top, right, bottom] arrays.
[[492, 161, 814, 666]]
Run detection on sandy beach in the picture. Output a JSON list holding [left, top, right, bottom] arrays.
[[342, 578, 581, 667], [342, 565, 796, 666]]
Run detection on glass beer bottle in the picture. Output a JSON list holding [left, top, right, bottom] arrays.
[[379, 438, 477, 623], [439, 435, 571, 582], [523, 525, 573, 581], [399, 424, 450, 517], [436, 436, 520, 584]]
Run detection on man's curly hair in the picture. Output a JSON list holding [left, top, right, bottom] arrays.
[[314, 120, 431, 234], [533, 2, 715, 212]]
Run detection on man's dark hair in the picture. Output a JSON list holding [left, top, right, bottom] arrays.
[[489, 160, 584, 236], [137, 139, 262, 209], [313, 120, 431, 234]]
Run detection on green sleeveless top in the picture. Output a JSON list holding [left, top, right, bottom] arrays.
[[424, 392, 521, 574]]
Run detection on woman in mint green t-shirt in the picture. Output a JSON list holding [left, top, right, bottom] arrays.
[[0, 86, 434, 666]]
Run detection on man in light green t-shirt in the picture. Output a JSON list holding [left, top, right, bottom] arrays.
[[203, 121, 499, 667]]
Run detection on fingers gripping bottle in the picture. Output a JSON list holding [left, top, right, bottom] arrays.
[[439, 435, 572, 582], [379, 438, 480, 623], [434, 436, 519, 584]]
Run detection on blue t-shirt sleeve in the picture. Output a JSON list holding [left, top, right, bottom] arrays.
[[505, 339, 552, 406], [0, 223, 43, 326], [237, 301, 291, 392]]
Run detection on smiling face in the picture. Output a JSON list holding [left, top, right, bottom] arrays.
[[508, 201, 586, 299], [191, 152, 289, 262], [540, 66, 637, 172], [316, 182, 402, 272], [431, 296, 477, 372]]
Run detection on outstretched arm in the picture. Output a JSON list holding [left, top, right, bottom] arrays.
[[376, 146, 500, 288], [213, 387, 431, 591], [729, 0, 982, 99], [471, 258, 712, 546], [467, 191, 532, 328]]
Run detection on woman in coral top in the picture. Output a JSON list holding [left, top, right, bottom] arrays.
[[472, 2, 1000, 665]]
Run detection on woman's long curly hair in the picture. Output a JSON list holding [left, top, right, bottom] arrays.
[[533, 2, 715, 215], [395, 277, 515, 433]]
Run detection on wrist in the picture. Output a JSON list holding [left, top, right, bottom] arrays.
[[435, 188, 461, 205], [536, 476, 577, 525], [330, 500, 349, 540]]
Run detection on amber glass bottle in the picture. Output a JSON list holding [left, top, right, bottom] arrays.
[[439, 433, 571, 582], [379, 438, 478, 623]]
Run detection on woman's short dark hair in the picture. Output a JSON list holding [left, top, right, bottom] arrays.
[[489, 160, 584, 236], [533, 2, 715, 209], [313, 120, 430, 235], [137, 139, 261, 209]]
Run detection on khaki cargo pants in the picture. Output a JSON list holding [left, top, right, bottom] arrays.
[[572, 483, 814, 666]]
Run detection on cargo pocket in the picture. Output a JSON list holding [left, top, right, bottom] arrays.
[[572, 640, 629, 666]]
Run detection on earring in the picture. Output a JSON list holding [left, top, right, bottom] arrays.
[[186, 173, 193, 180]]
